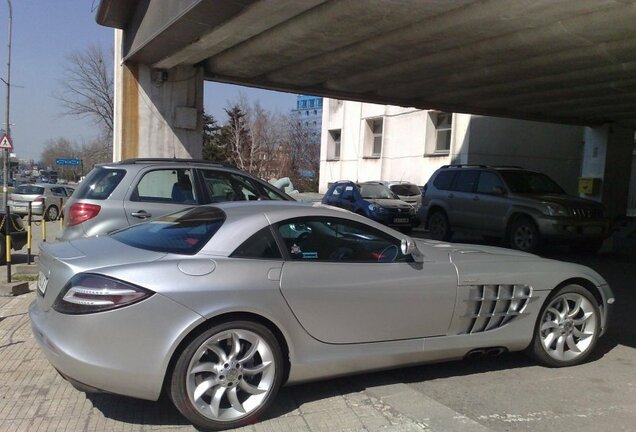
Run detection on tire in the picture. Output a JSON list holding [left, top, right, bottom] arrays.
[[508, 217, 541, 252], [427, 210, 451, 241], [170, 321, 284, 431], [44, 205, 59, 221], [528, 284, 600, 367]]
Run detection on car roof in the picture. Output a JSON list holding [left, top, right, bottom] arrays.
[[98, 158, 236, 169]]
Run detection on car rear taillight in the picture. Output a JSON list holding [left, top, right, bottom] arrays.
[[34, 197, 45, 203], [53, 274, 154, 314], [66, 203, 101, 226]]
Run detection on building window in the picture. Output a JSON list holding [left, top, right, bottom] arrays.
[[364, 118, 383, 158], [328, 129, 341, 160], [310, 100, 315, 108], [425, 111, 453, 155], [434, 112, 452, 152]]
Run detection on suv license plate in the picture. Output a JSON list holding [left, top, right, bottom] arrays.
[[394, 218, 409, 224], [37, 271, 48, 295]]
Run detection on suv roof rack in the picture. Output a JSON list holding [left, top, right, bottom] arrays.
[[493, 165, 525, 169], [117, 158, 236, 168], [440, 164, 488, 168]]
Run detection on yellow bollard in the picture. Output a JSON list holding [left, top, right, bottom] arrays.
[[42, 216, 47, 242]]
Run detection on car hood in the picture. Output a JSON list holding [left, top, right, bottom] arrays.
[[415, 239, 607, 288], [416, 238, 537, 263], [513, 193, 604, 208], [366, 198, 413, 209]]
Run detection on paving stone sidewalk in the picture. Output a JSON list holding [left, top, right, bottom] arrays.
[[0, 289, 494, 432]]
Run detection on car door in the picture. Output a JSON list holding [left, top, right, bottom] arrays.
[[277, 216, 457, 344], [472, 171, 510, 235], [447, 170, 480, 230], [123, 167, 198, 226]]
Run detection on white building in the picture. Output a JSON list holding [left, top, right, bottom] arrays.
[[320, 99, 590, 196]]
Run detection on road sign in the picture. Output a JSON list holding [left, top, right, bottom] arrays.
[[0, 134, 13, 150], [55, 158, 81, 166]]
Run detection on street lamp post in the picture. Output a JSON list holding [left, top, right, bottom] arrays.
[[3, 0, 12, 208]]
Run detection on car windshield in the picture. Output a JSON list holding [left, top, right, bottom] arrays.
[[499, 170, 565, 194], [390, 183, 420, 196], [359, 184, 397, 199], [111, 206, 226, 254], [14, 185, 45, 195]]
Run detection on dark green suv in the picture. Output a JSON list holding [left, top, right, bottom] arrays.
[[419, 165, 610, 253]]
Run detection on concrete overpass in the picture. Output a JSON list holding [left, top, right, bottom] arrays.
[[96, 0, 636, 215]]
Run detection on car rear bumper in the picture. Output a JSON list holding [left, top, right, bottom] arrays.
[[9, 203, 44, 216], [29, 294, 204, 401]]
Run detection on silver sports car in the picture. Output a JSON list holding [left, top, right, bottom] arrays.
[[30, 201, 614, 431]]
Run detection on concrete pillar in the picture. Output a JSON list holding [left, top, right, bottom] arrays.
[[582, 125, 634, 219], [112, 30, 204, 161]]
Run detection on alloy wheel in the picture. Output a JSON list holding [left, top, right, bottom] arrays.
[[539, 292, 598, 362], [185, 328, 277, 422]]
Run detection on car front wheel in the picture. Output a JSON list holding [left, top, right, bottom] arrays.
[[170, 321, 284, 431], [529, 285, 600, 367], [508, 217, 541, 252]]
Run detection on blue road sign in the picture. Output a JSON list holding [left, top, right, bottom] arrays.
[[56, 158, 81, 166]]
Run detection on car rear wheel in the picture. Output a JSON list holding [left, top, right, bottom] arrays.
[[508, 217, 541, 252], [170, 321, 284, 431], [44, 205, 59, 221], [529, 285, 600, 367], [427, 210, 451, 241]]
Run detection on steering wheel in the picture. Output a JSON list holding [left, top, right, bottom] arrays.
[[374, 245, 399, 263]]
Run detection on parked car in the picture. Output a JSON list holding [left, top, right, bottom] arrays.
[[31, 201, 613, 431], [378, 180, 422, 210], [0, 211, 27, 262], [419, 165, 610, 252], [59, 158, 294, 240], [8, 183, 74, 221], [322, 180, 418, 230]]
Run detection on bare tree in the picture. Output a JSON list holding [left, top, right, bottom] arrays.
[[55, 44, 114, 139], [40, 137, 80, 171]]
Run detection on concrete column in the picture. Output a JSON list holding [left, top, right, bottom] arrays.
[[582, 125, 634, 219], [112, 30, 204, 161]]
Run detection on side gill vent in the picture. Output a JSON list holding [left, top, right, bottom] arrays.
[[464, 284, 532, 333]]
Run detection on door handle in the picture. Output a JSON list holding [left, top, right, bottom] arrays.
[[131, 210, 152, 219], [473, 196, 480, 201], [447, 193, 454, 199]]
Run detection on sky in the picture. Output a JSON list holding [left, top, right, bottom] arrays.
[[0, 1, 298, 161]]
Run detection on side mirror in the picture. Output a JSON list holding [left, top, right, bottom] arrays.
[[401, 236, 424, 262]]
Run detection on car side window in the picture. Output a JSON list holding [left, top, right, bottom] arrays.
[[276, 217, 407, 263], [452, 170, 479, 193], [50, 187, 66, 196], [433, 171, 455, 190], [231, 227, 282, 259], [132, 169, 196, 203], [200, 170, 269, 202], [476, 172, 505, 194]]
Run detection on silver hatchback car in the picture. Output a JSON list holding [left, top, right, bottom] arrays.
[[60, 158, 293, 240], [8, 183, 75, 221]]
